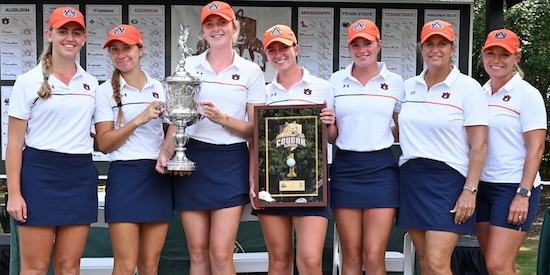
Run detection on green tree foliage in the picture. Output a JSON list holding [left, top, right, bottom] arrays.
[[505, 0, 550, 95], [472, 0, 488, 82], [473, 0, 550, 179]]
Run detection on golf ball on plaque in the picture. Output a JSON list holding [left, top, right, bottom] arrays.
[[286, 158, 296, 167]]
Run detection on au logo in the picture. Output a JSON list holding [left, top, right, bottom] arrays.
[[430, 21, 443, 30], [63, 9, 78, 18], [270, 27, 283, 36], [353, 22, 365, 31], [113, 27, 125, 36], [208, 3, 220, 11], [495, 31, 507, 40]]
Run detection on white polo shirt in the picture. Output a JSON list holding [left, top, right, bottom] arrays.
[[95, 70, 169, 161], [266, 67, 334, 109], [8, 62, 98, 154], [481, 73, 547, 187], [398, 66, 488, 177], [183, 50, 266, 145], [330, 62, 404, 152]]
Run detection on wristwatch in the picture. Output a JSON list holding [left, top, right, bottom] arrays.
[[516, 187, 531, 197], [463, 184, 478, 194]]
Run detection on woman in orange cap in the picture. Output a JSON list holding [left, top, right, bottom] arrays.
[[6, 6, 98, 274], [250, 24, 335, 275], [476, 29, 546, 274], [156, 1, 266, 274], [329, 19, 403, 274], [396, 20, 488, 274], [95, 24, 172, 275]]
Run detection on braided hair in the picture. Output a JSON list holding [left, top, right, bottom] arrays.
[[37, 43, 53, 99]]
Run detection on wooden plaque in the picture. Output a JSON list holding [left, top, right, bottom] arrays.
[[253, 104, 328, 207]]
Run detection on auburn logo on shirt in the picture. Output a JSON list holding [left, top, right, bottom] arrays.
[[232, 74, 240, 80], [83, 84, 90, 90], [380, 83, 388, 90], [503, 95, 511, 102], [304, 89, 312, 95], [442, 92, 450, 99], [152, 92, 159, 98]]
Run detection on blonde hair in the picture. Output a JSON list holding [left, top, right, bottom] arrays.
[[231, 20, 241, 44], [514, 57, 524, 78], [37, 43, 53, 99], [111, 69, 124, 126]]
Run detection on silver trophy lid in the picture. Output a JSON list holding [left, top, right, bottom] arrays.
[[166, 24, 201, 84], [166, 60, 201, 84]]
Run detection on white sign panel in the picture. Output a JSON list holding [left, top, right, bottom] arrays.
[[0, 5, 37, 80], [129, 5, 166, 81], [425, 10, 460, 67], [297, 7, 334, 80], [338, 8, 376, 69], [85, 5, 122, 81], [381, 9, 418, 80]]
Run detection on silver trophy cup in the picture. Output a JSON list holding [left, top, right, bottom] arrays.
[[164, 25, 202, 171]]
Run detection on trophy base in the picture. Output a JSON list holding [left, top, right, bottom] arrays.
[[166, 160, 198, 172]]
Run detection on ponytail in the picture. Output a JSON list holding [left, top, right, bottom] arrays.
[[514, 63, 524, 78], [111, 69, 124, 126], [37, 43, 53, 99]]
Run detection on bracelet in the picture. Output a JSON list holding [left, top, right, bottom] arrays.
[[222, 114, 229, 128]]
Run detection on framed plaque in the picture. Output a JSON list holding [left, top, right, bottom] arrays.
[[253, 104, 328, 207]]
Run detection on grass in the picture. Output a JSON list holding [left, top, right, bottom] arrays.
[[517, 238, 539, 274]]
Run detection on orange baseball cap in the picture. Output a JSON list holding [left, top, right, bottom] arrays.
[[263, 25, 297, 49], [483, 29, 520, 54], [347, 19, 380, 45], [103, 24, 144, 49], [201, 1, 236, 24], [49, 6, 85, 30], [420, 20, 455, 43]]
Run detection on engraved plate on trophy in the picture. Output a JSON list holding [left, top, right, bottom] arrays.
[[163, 25, 202, 171]]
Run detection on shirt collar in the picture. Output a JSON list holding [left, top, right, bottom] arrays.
[[344, 62, 389, 82], [195, 49, 243, 72], [483, 72, 522, 95], [417, 65, 460, 87], [270, 67, 313, 86], [118, 70, 153, 89]]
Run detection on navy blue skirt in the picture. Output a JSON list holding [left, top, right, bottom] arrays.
[[18, 147, 98, 226], [105, 159, 173, 223], [477, 181, 541, 232], [251, 206, 330, 219], [397, 158, 475, 234], [329, 147, 399, 208], [173, 139, 249, 210]]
